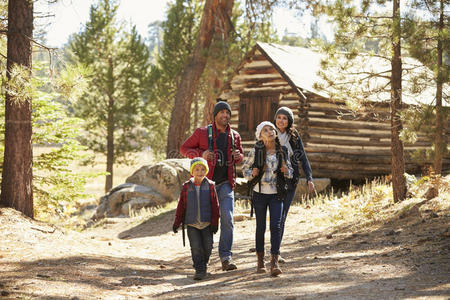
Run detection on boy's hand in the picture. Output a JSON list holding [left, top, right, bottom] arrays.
[[211, 225, 218, 234], [172, 225, 179, 233], [252, 168, 259, 177]]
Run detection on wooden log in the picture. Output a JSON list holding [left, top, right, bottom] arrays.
[[232, 74, 284, 85], [307, 109, 391, 122], [240, 67, 278, 75], [243, 60, 272, 69], [305, 144, 392, 155], [307, 152, 392, 164], [310, 161, 404, 172], [308, 119, 391, 131], [308, 128, 391, 139], [307, 136, 432, 147], [242, 86, 294, 94], [279, 99, 299, 107]]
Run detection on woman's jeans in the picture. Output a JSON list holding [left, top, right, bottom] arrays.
[[187, 225, 213, 272], [253, 192, 283, 255], [280, 186, 296, 243]]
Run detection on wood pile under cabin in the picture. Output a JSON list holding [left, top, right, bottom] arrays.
[[219, 42, 449, 180]]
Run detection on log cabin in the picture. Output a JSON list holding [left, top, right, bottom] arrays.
[[219, 42, 449, 180]]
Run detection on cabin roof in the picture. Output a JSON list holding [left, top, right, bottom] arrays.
[[256, 42, 448, 107]]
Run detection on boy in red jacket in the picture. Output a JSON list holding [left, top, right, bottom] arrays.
[[173, 157, 220, 280]]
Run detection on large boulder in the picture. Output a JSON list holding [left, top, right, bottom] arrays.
[[93, 159, 191, 218], [126, 159, 191, 201]]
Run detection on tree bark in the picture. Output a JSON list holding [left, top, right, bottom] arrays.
[[433, 0, 444, 176], [166, 0, 219, 158], [105, 57, 114, 193], [1, 0, 34, 217], [390, 0, 407, 202], [166, 0, 234, 158]]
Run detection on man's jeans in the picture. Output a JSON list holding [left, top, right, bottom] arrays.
[[280, 186, 296, 243], [187, 226, 213, 272], [253, 191, 283, 255], [216, 182, 234, 261]]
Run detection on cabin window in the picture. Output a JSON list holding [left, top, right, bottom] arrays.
[[239, 92, 280, 137]]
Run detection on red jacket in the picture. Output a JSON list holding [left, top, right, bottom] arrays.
[[173, 178, 220, 227], [180, 123, 244, 189]]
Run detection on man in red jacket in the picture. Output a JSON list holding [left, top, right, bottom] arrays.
[[180, 101, 244, 271]]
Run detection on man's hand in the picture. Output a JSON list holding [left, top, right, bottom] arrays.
[[202, 150, 215, 161], [232, 149, 241, 161], [252, 168, 259, 177], [308, 181, 315, 193], [211, 225, 218, 234], [172, 225, 179, 233]]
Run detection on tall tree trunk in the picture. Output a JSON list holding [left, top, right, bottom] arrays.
[[106, 101, 114, 193], [202, 80, 216, 126], [166, 0, 234, 158], [201, 0, 234, 126], [0, 0, 34, 217], [433, 0, 444, 176], [390, 0, 406, 203], [105, 57, 114, 193], [194, 96, 198, 132]]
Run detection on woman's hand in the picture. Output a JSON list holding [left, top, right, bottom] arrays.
[[308, 181, 315, 193], [280, 164, 289, 175], [252, 168, 259, 177]]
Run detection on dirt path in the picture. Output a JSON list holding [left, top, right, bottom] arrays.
[[1, 199, 449, 299]]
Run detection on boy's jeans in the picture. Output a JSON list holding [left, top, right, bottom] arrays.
[[187, 226, 213, 272], [253, 191, 283, 255], [216, 182, 234, 262]]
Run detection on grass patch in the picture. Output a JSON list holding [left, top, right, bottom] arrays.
[[293, 174, 450, 230]]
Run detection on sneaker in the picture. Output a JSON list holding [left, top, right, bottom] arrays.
[[278, 255, 286, 264], [221, 259, 237, 271]]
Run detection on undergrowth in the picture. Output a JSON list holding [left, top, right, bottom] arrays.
[[297, 174, 450, 229]]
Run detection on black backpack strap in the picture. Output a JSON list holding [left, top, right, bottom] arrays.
[[207, 124, 213, 152], [230, 128, 237, 179], [181, 182, 189, 247], [247, 141, 265, 217]]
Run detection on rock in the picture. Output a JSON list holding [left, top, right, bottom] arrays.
[[93, 159, 191, 219], [93, 183, 166, 218], [295, 178, 331, 199], [126, 159, 191, 201]]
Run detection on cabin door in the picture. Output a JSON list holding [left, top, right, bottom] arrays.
[[238, 92, 280, 139]]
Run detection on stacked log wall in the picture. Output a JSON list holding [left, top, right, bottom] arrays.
[[220, 50, 450, 180], [303, 93, 450, 179]]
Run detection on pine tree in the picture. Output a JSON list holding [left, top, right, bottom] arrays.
[[317, 0, 408, 202], [1, 0, 34, 217], [68, 0, 151, 193], [144, 0, 202, 157], [403, 0, 449, 176]]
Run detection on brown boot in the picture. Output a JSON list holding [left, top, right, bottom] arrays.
[[270, 254, 282, 276], [256, 252, 266, 273]]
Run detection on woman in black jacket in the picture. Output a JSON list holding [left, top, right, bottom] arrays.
[[273, 107, 315, 263]]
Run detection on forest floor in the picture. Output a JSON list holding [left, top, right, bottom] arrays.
[[0, 181, 449, 299]]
